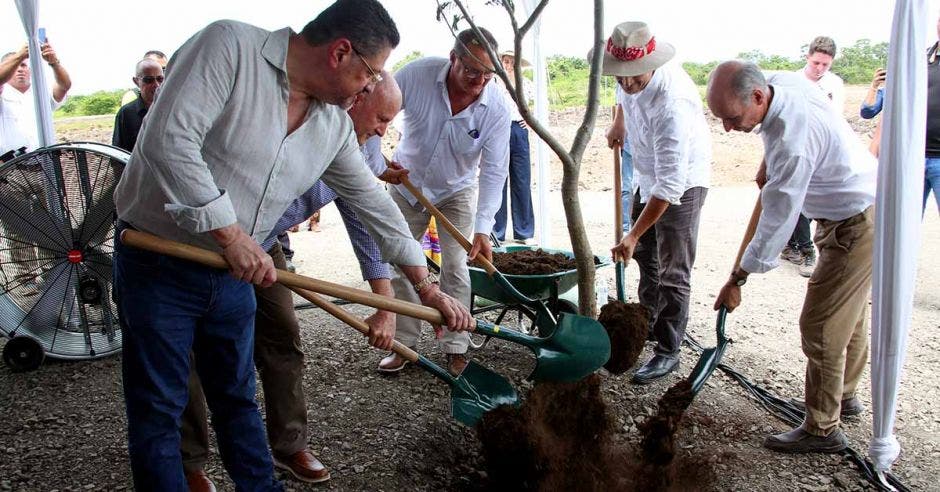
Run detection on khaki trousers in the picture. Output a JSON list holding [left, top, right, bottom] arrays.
[[800, 206, 874, 436], [181, 242, 308, 471], [389, 186, 472, 354]]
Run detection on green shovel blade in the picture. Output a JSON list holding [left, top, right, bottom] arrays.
[[414, 355, 520, 427], [689, 306, 729, 395], [451, 361, 521, 426], [474, 313, 611, 383]]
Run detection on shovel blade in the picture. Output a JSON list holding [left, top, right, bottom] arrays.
[[688, 306, 730, 395], [451, 361, 520, 426], [528, 313, 611, 383]]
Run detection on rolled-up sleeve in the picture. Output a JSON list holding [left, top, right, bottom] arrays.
[[320, 132, 426, 267], [741, 154, 814, 274], [648, 99, 695, 204], [474, 110, 511, 234], [136, 21, 238, 233]]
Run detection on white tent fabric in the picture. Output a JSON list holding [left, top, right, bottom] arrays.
[[520, 0, 551, 246], [14, 0, 55, 148], [869, 0, 926, 476]]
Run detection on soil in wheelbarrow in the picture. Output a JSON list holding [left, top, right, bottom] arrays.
[[475, 375, 711, 491], [598, 302, 650, 374], [489, 249, 577, 275]]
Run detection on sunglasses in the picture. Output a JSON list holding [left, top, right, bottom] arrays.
[[351, 45, 383, 85], [139, 75, 164, 85]]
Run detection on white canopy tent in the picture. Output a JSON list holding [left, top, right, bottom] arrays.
[[13, 0, 55, 148], [869, 0, 926, 480]]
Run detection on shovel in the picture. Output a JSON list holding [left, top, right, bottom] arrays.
[[688, 196, 762, 394], [119, 229, 610, 383], [286, 284, 518, 426]]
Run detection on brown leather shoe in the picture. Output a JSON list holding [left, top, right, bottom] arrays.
[[377, 352, 410, 373], [763, 427, 847, 454], [274, 449, 331, 483], [185, 469, 217, 492], [447, 353, 469, 376]]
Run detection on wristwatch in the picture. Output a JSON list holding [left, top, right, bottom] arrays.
[[413, 272, 440, 293], [729, 269, 748, 287]]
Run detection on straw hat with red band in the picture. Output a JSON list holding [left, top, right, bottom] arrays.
[[588, 21, 675, 77]]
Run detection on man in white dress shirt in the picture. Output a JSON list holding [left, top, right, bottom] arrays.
[[605, 22, 711, 384], [709, 61, 876, 454], [378, 27, 511, 376]]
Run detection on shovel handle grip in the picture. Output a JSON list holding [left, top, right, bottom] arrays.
[[285, 284, 420, 363], [385, 155, 497, 275], [119, 229, 448, 325]]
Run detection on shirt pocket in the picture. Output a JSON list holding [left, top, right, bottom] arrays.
[[447, 119, 484, 158]]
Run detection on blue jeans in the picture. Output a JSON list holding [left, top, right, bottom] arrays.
[[925, 157, 940, 215], [114, 223, 282, 491], [493, 121, 534, 241], [620, 146, 634, 233], [787, 214, 814, 254]]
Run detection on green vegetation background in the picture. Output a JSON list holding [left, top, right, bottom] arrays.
[[55, 39, 887, 119]]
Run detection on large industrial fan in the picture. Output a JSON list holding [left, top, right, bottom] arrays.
[[0, 142, 127, 371]]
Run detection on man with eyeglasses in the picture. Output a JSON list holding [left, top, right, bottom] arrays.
[[377, 27, 511, 376], [112, 58, 164, 152], [121, 50, 169, 106], [111, 1, 473, 490]]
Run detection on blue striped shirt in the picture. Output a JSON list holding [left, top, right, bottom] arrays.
[[262, 140, 391, 280]]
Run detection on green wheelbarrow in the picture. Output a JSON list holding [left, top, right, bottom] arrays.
[[469, 245, 612, 340]]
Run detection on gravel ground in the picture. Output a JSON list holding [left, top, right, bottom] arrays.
[[1, 86, 937, 490]]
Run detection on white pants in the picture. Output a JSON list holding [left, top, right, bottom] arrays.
[[389, 185, 473, 354]]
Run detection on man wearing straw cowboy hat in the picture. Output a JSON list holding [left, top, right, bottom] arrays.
[[709, 61, 875, 454], [605, 22, 711, 384]]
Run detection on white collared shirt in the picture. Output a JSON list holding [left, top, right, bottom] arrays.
[[741, 72, 877, 274], [392, 57, 511, 235], [360, 135, 387, 177], [0, 85, 62, 152], [796, 66, 845, 113], [620, 62, 711, 204]]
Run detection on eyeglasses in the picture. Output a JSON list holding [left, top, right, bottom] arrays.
[[139, 75, 164, 85], [459, 56, 495, 80], [351, 45, 383, 84]]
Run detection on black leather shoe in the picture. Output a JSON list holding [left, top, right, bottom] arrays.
[[763, 427, 848, 454], [631, 354, 679, 384]]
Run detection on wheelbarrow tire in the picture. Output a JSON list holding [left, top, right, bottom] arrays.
[[3, 335, 45, 372]]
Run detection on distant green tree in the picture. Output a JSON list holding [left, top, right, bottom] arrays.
[[392, 50, 423, 72], [683, 61, 718, 85], [737, 50, 802, 71], [831, 39, 889, 84], [79, 90, 123, 116]]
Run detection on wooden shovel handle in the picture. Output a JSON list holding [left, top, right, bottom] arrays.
[[285, 284, 420, 363], [614, 146, 623, 244], [118, 229, 448, 325], [385, 155, 498, 275], [734, 195, 763, 270]]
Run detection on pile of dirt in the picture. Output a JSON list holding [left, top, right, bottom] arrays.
[[490, 249, 577, 275], [476, 375, 710, 491], [598, 302, 649, 374]]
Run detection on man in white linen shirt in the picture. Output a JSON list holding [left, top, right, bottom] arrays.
[[709, 61, 876, 454], [378, 27, 511, 376], [605, 22, 711, 384], [111, 1, 472, 489], [779, 35, 847, 277]]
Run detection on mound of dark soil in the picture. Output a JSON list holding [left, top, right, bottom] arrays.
[[476, 375, 709, 491], [598, 302, 649, 374], [490, 249, 577, 275]]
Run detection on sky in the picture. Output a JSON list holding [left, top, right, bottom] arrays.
[[1, 0, 939, 95]]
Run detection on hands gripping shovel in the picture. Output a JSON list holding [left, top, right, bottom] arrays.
[[120, 229, 611, 424]]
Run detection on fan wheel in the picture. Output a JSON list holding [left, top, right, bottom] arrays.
[[2, 335, 45, 372], [0, 142, 128, 362]]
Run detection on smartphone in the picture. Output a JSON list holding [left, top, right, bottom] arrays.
[[38, 27, 46, 44]]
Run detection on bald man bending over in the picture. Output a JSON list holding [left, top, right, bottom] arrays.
[[709, 61, 876, 454], [179, 74, 406, 489]]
